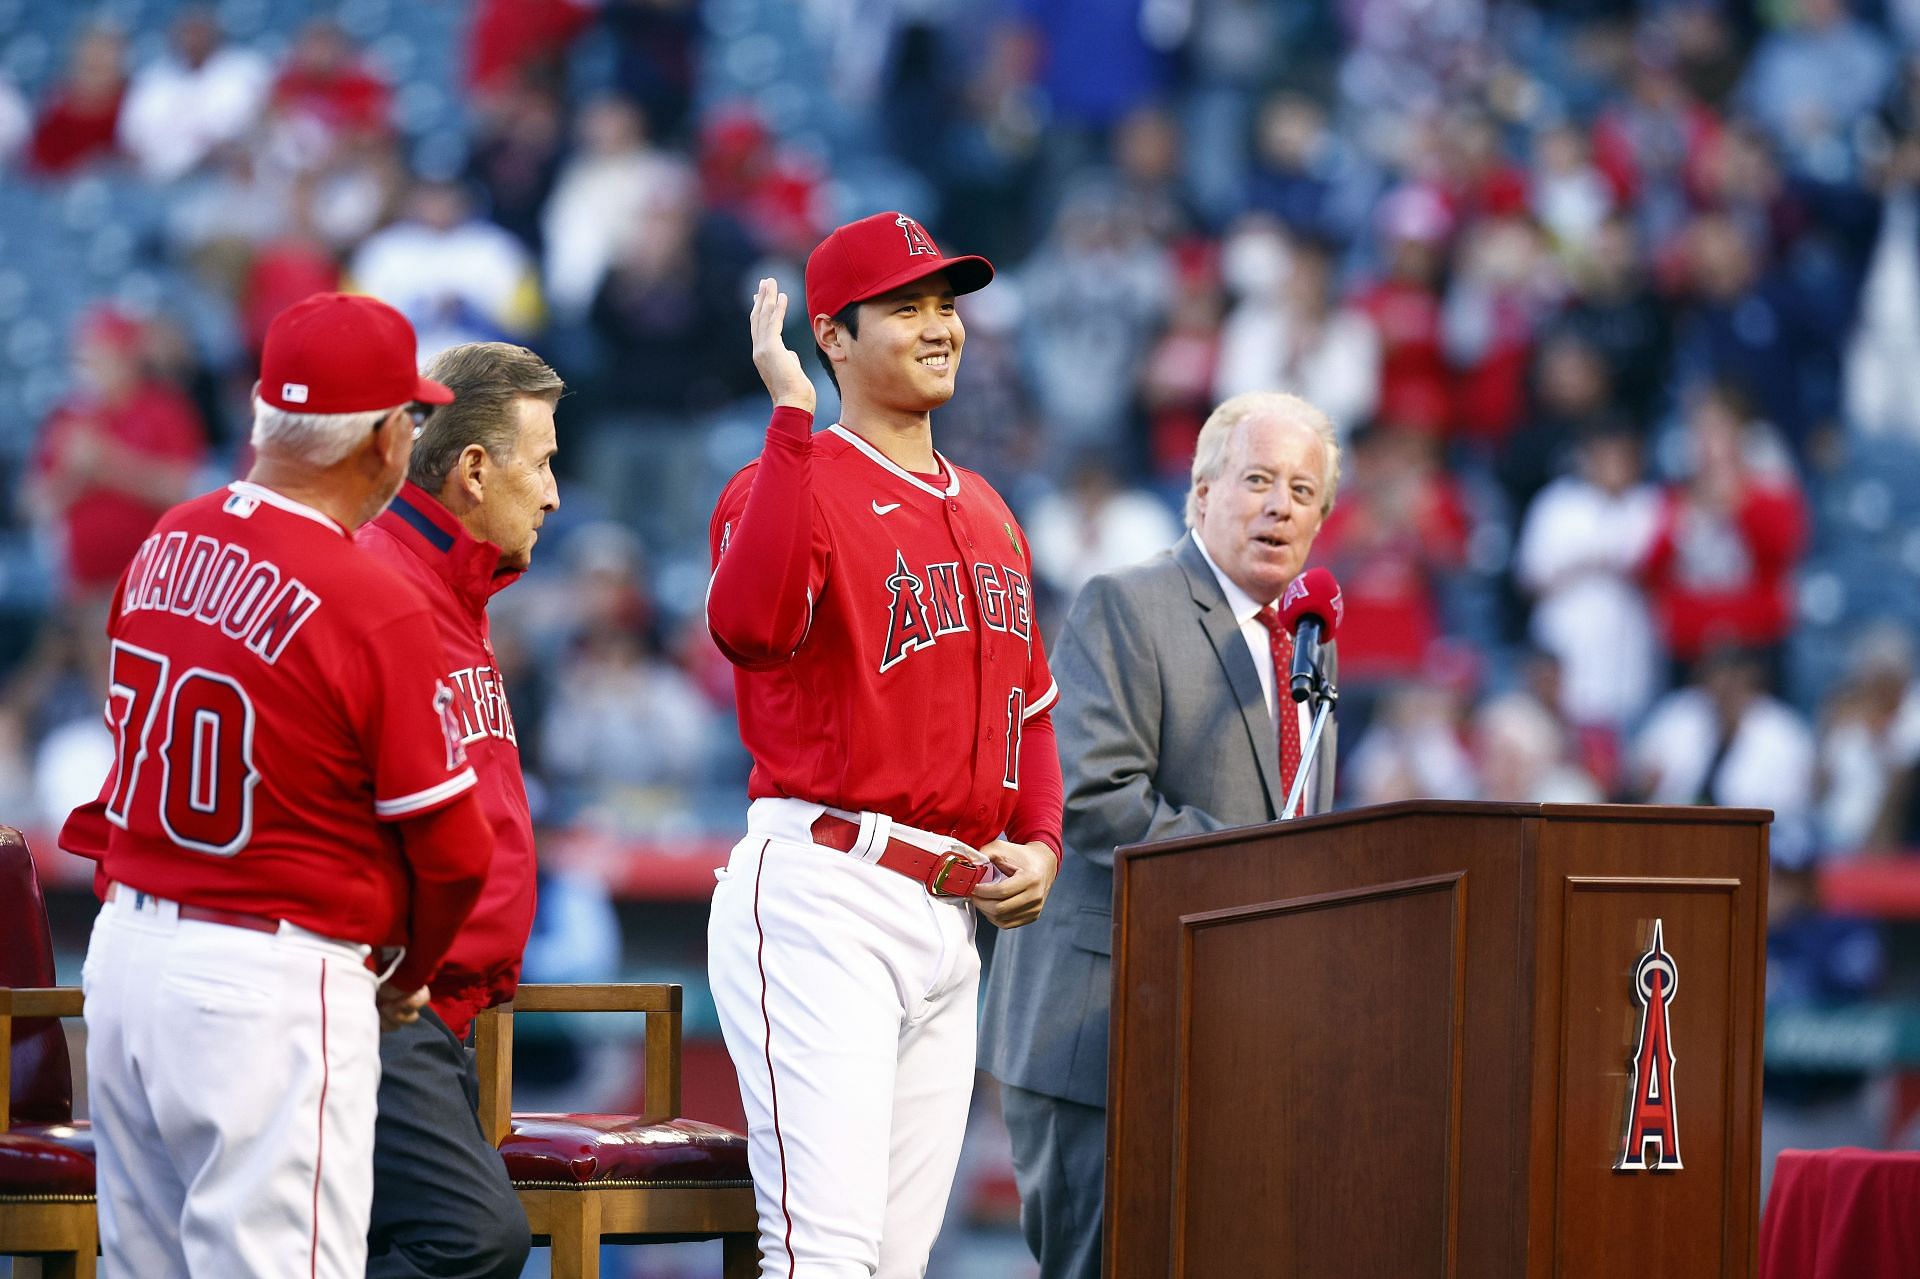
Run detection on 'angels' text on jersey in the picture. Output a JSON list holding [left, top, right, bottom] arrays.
[[444, 664, 517, 746], [880, 554, 1032, 673]]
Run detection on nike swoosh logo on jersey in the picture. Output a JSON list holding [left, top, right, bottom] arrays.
[[872, 501, 902, 515]]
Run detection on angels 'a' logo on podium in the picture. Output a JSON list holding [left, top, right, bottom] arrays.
[[1614, 918, 1682, 1172]]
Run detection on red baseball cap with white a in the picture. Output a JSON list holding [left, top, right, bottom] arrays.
[[804, 212, 994, 322], [257, 292, 454, 414]]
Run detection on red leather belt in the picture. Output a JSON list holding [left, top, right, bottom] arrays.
[[108, 884, 383, 973], [109, 882, 281, 934], [809, 815, 993, 898]]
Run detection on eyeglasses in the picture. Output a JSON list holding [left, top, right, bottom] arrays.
[[404, 403, 435, 441]]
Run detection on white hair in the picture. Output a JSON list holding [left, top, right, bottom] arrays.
[[1185, 390, 1342, 527], [251, 400, 396, 467]]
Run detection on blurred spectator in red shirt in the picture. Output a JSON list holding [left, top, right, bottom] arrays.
[[467, 0, 596, 98], [27, 309, 208, 602], [697, 105, 825, 259], [1592, 35, 1722, 248], [1434, 109, 1530, 225], [1313, 424, 1470, 683], [1356, 186, 1454, 434], [1444, 215, 1561, 450], [1641, 382, 1808, 686], [27, 24, 127, 176], [240, 232, 340, 359], [1140, 242, 1225, 484], [267, 20, 391, 156]]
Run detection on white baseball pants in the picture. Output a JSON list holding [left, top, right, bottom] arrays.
[[82, 886, 382, 1279], [709, 822, 980, 1279]]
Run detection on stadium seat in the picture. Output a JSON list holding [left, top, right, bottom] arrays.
[[472, 983, 757, 1279], [0, 825, 95, 1279]]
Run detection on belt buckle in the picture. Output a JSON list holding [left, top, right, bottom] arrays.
[[929, 851, 968, 896], [928, 838, 981, 896]]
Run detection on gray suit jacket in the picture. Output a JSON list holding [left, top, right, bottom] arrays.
[[979, 534, 1337, 1109]]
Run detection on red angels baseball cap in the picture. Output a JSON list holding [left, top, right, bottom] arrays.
[[804, 211, 994, 322], [257, 292, 454, 414]]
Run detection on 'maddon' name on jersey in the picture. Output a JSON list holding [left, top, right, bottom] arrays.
[[117, 524, 321, 666]]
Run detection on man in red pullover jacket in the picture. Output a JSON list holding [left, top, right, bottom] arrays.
[[354, 340, 562, 1279]]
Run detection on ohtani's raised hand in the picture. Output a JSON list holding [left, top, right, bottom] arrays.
[[749, 276, 816, 415]]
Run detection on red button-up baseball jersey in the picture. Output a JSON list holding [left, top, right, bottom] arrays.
[[708, 410, 1060, 853], [71, 481, 482, 948], [356, 483, 536, 1037]]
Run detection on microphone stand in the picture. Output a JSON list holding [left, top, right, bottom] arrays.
[[1281, 667, 1338, 821]]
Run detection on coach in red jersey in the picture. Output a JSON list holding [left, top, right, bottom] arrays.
[[705, 212, 1065, 1278], [354, 340, 561, 1279], [62, 292, 492, 1279]]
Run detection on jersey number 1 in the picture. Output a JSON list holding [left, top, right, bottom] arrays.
[[105, 640, 261, 857], [1003, 687, 1024, 790]]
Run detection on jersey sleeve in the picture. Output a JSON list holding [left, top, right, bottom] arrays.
[[705, 406, 834, 667], [345, 611, 477, 821], [1008, 708, 1063, 861], [62, 565, 136, 866], [1018, 522, 1058, 722]]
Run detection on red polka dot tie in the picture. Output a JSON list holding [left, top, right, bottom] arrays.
[[1256, 605, 1303, 802]]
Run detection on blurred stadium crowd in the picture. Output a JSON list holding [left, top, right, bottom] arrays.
[[3, 0, 1920, 1164]]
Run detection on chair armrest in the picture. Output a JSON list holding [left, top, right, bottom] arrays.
[[0, 985, 84, 1133], [0, 988, 84, 1019], [505, 983, 679, 1014], [472, 983, 684, 1149]]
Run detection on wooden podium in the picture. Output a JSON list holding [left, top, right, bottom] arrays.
[[1107, 801, 1768, 1279]]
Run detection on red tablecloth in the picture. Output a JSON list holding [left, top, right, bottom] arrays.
[[1761, 1148, 1920, 1278]]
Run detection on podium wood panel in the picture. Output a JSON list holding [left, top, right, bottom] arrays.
[[1109, 802, 1767, 1279], [1172, 876, 1465, 1275]]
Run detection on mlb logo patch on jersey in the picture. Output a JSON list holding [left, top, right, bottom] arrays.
[[223, 492, 261, 518]]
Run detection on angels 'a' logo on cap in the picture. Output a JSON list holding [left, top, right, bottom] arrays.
[[896, 215, 938, 258]]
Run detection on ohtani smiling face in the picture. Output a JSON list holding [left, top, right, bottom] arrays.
[[833, 270, 964, 415]]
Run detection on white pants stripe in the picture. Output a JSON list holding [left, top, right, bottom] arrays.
[[711, 833, 980, 1278], [82, 889, 381, 1279]]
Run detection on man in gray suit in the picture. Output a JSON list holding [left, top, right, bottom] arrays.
[[979, 390, 1342, 1278]]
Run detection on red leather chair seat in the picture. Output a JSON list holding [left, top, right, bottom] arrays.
[[499, 1114, 748, 1185], [0, 1131, 95, 1196], [11, 1121, 93, 1160]]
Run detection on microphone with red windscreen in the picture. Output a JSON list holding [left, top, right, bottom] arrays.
[[1278, 567, 1343, 703]]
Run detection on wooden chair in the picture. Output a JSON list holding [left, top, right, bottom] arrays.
[[473, 983, 758, 1279], [0, 826, 96, 1279]]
